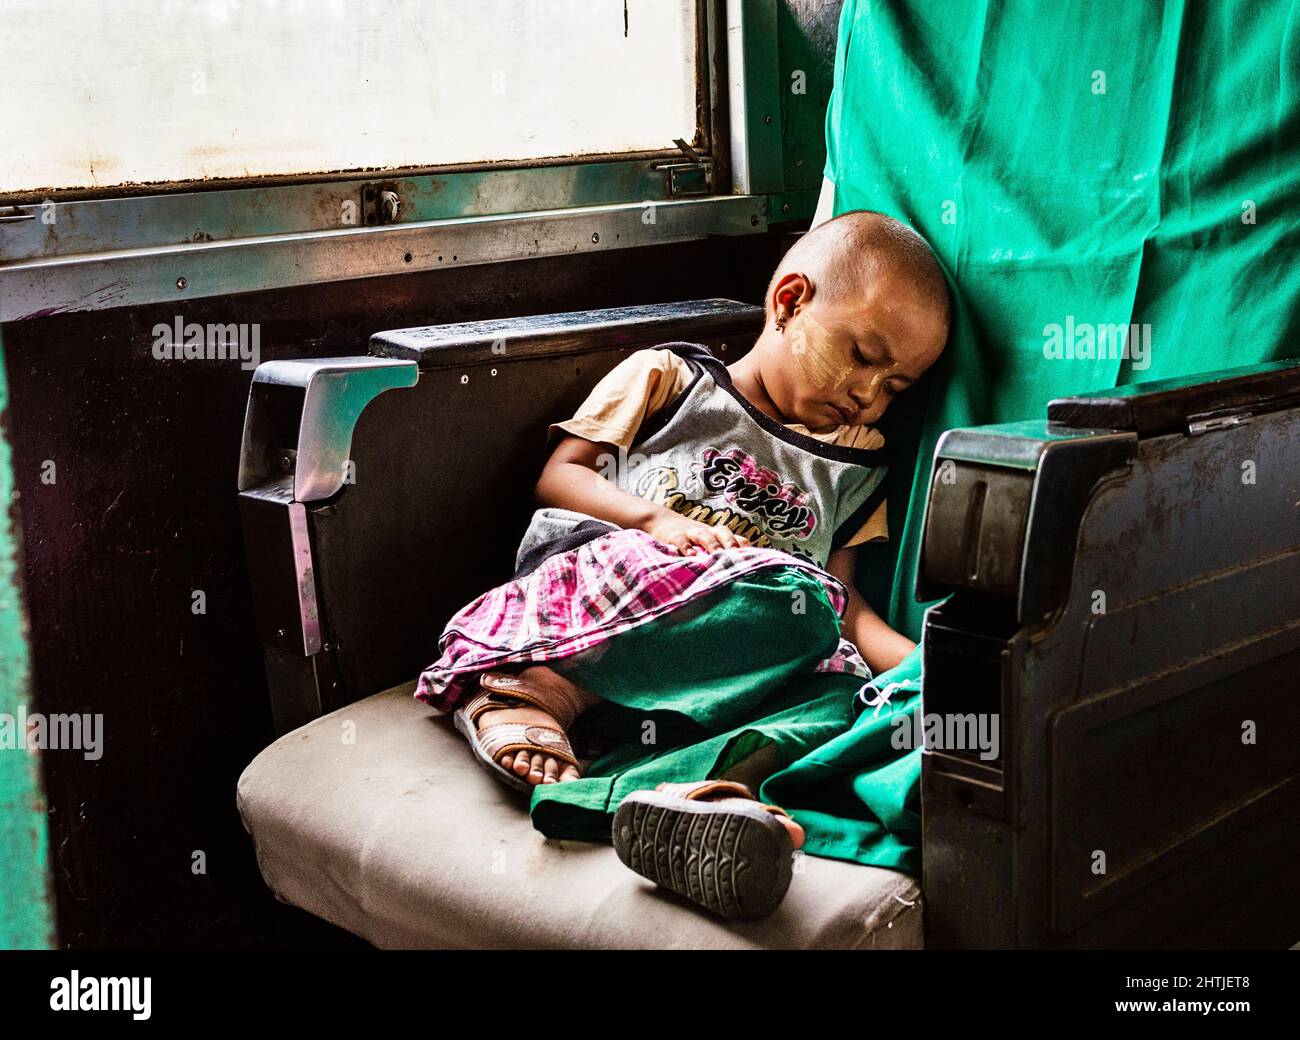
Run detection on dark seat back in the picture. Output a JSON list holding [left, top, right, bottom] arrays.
[[239, 299, 762, 732]]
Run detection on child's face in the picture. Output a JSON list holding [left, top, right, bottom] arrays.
[[766, 267, 948, 432]]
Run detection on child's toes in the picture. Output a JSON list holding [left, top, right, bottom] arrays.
[[528, 753, 547, 782], [775, 814, 805, 850], [511, 751, 532, 777], [559, 764, 581, 783], [541, 757, 560, 784]]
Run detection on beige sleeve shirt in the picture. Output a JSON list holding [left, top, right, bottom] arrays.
[[550, 348, 889, 545]]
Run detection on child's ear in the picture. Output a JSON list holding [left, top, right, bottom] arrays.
[[770, 271, 814, 324]]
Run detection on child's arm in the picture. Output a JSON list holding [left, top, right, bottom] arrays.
[[535, 434, 751, 555], [826, 546, 916, 674]]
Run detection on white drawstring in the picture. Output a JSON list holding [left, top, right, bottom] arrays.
[[860, 680, 913, 717]]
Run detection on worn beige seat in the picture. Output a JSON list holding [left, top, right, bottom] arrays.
[[236, 681, 923, 949]]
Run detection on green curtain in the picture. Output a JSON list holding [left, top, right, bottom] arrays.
[[825, 0, 1300, 637]]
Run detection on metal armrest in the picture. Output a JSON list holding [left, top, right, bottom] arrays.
[[238, 357, 418, 504], [237, 358, 417, 732]]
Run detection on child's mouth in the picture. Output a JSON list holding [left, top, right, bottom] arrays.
[[827, 402, 855, 424]]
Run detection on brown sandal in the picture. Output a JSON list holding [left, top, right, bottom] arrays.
[[612, 779, 797, 919], [453, 671, 586, 792]]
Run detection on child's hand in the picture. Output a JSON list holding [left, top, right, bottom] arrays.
[[644, 513, 750, 555]]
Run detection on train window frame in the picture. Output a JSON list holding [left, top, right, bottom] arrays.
[[0, 0, 786, 323]]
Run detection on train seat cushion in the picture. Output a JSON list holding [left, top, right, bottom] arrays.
[[236, 682, 923, 949]]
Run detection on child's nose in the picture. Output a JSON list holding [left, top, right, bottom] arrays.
[[851, 375, 883, 407]]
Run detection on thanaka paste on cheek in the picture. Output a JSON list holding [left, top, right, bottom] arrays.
[[788, 311, 855, 393]]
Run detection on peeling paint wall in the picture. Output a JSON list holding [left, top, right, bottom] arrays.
[[0, 329, 56, 950]]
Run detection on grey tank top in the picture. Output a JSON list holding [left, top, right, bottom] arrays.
[[514, 342, 889, 576]]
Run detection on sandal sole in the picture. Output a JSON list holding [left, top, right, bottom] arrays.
[[612, 790, 794, 919]]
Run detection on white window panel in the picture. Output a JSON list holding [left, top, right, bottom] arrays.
[[1, 0, 700, 194]]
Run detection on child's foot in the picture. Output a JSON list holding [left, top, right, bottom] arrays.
[[475, 666, 596, 786], [774, 812, 805, 849], [487, 703, 582, 784]]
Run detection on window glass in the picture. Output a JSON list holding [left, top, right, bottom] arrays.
[[1, 0, 700, 193]]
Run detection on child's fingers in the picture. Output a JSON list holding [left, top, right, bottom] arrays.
[[666, 523, 751, 556], [716, 529, 749, 550], [698, 525, 748, 551], [702, 527, 733, 551], [691, 528, 725, 553]]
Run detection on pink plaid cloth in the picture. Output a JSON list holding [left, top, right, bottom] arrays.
[[415, 528, 872, 714]]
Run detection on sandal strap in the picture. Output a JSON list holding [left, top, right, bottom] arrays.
[[654, 779, 791, 819], [463, 688, 510, 723], [472, 670, 587, 729], [463, 685, 578, 731], [474, 721, 578, 769], [656, 779, 755, 801]]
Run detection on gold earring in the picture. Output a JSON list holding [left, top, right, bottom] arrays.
[[775, 315, 786, 332]]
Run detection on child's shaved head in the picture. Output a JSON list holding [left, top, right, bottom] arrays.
[[731, 209, 951, 434], [766, 210, 950, 327]]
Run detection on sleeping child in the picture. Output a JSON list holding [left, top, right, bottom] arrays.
[[416, 210, 950, 918]]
